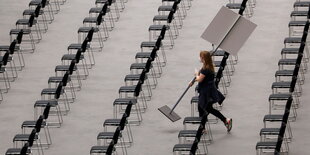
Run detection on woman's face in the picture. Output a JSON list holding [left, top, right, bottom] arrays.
[[199, 56, 203, 63]]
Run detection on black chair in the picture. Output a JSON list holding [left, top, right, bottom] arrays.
[[55, 60, 82, 89], [21, 115, 52, 147], [13, 128, 44, 155], [0, 52, 11, 93], [226, 0, 253, 18], [97, 127, 127, 155], [10, 29, 35, 53], [90, 139, 117, 155], [153, 10, 179, 38], [289, 5, 310, 36], [5, 142, 31, 155], [23, 5, 48, 33], [256, 97, 291, 155], [16, 15, 42, 43], [68, 37, 95, 68], [95, 0, 120, 21], [89, 3, 115, 30], [83, 10, 109, 40], [103, 113, 133, 146]]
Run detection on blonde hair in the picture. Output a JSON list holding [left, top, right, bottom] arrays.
[[200, 50, 215, 72]]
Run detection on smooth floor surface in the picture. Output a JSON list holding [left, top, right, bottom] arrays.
[[0, 0, 309, 154]]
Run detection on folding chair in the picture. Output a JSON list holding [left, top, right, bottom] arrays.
[[90, 140, 117, 155], [89, 4, 115, 30], [34, 101, 63, 127], [5, 142, 31, 155], [97, 127, 127, 155], [10, 29, 35, 53], [13, 129, 44, 155], [21, 115, 52, 147], [103, 113, 133, 147]]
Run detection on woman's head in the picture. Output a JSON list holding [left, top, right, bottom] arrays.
[[199, 50, 215, 72]]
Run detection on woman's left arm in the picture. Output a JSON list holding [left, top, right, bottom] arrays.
[[195, 71, 205, 82]]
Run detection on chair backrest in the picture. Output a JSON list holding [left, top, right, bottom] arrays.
[[61, 72, 70, 87], [9, 40, 17, 54], [1, 52, 10, 66], [34, 4, 42, 17], [139, 69, 146, 84], [81, 39, 88, 52], [86, 27, 95, 42], [238, 0, 248, 15], [75, 49, 83, 64], [307, 5, 310, 19], [34, 115, 44, 133], [106, 140, 115, 155], [55, 82, 63, 99], [119, 113, 128, 131], [215, 66, 224, 88], [96, 11, 104, 25], [289, 75, 298, 93], [159, 25, 167, 40], [112, 127, 121, 144], [144, 58, 153, 73], [292, 63, 300, 78], [134, 80, 143, 97], [41, 0, 47, 8], [167, 10, 175, 23], [101, 3, 109, 14], [28, 15, 35, 27], [28, 129, 37, 147], [150, 47, 158, 61], [43, 103, 51, 120], [301, 30, 308, 43], [68, 60, 76, 75], [124, 102, 133, 118], [16, 29, 24, 44], [297, 42, 305, 55], [189, 138, 199, 155], [155, 36, 163, 49], [20, 142, 29, 155]]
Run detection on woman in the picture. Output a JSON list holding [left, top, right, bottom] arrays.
[[190, 50, 232, 132]]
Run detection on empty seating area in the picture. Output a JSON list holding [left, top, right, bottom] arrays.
[[0, 0, 310, 154]]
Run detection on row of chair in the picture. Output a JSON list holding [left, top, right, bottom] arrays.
[[172, 0, 257, 153], [226, 0, 256, 18], [4, 0, 130, 154], [88, 0, 197, 154], [0, 0, 68, 103], [255, 2, 310, 154]]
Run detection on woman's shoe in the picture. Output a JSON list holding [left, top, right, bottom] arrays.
[[225, 118, 232, 132]]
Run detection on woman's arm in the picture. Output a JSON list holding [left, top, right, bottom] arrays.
[[195, 72, 205, 82]]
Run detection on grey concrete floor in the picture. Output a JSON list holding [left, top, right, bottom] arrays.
[[0, 0, 309, 154]]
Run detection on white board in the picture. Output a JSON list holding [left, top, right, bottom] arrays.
[[201, 6, 257, 55]]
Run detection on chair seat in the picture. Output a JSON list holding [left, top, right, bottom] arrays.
[[183, 117, 202, 124], [272, 81, 290, 89], [214, 61, 221, 67], [29, 0, 50, 6], [0, 55, 13, 62], [34, 100, 59, 107], [95, 0, 116, 4], [103, 119, 121, 126], [211, 50, 227, 56], [158, 5, 178, 12], [290, 11, 308, 17], [191, 96, 198, 104], [269, 93, 292, 101], [68, 43, 90, 50], [256, 141, 277, 149], [97, 132, 122, 139], [22, 120, 46, 128], [281, 48, 299, 55], [83, 17, 100, 23], [125, 73, 148, 81], [173, 143, 192, 151], [5, 148, 31, 155], [226, 3, 241, 9], [78, 27, 100, 33], [89, 7, 111, 14], [0, 45, 20, 52], [260, 128, 280, 136], [275, 70, 294, 77], [141, 41, 156, 48], [294, 1, 310, 8], [278, 59, 297, 65], [264, 114, 283, 122], [41, 88, 64, 95], [13, 134, 39, 141], [55, 65, 78, 72], [289, 20, 307, 27], [113, 98, 137, 105], [119, 85, 136, 93], [16, 19, 37, 25], [178, 130, 197, 138], [10, 29, 31, 35], [23, 9, 44, 16], [149, 25, 170, 31], [61, 54, 85, 61], [153, 15, 169, 21], [284, 37, 301, 44], [135, 52, 152, 59], [48, 76, 72, 83], [130, 63, 150, 70], [90, 145, 111, 154]]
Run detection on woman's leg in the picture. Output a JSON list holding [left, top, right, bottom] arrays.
[[206, 102, 227, 123], [198, 105, 207, 117]]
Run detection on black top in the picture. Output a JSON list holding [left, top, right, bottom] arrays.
[[197, 68, 215, 95]]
